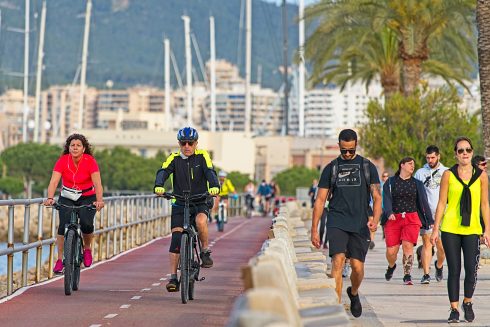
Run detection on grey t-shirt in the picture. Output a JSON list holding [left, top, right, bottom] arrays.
[[414, 162, 448, 217], [318, 155, 380, 236]]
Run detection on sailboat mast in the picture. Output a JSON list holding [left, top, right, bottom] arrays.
[[34, 0, 46, 142], [78, 0, 92, 130], [298, 0, 305, 137]]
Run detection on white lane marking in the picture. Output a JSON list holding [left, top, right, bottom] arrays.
[[152, 283, 160, 286], [166, 273, 171, 276], [0, 235, 170, 304], [131, 296, 142, 300], [89, 325, 102, 327], [212, 219, 250, 243], [120, 304, 131, 309], [108, 289, 139, 292], [141, 288, 151, 292], [104, 314, 118, 319], [160, 278, 167, 281]]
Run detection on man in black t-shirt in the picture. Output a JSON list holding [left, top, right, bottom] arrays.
[[311, 129, 382, 318]]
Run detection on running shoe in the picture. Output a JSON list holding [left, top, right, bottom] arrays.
[[200, 249, 214, 268], [369, 241, 375, 250], [462, 302, 474, 322], [420, 274, 431, 284], [384, 264, 396, 281], [346, 286, 362, 318], [435, 260, 444, 282], [83, 249, 92, 267], [448, 308, 460, 323], [53, 259, 64, 274], [403, 274, 413, 285], [342, 263, 351, 278], [166, 277, 179, 292]]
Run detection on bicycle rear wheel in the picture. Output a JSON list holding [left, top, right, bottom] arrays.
[[64, 229, 76, 295], [180, 233, 190, 304], [72, 236, 82, 291]]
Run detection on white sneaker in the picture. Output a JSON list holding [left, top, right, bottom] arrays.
[[342, 263, 351, 278]]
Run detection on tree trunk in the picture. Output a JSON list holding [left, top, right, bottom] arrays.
[[401, 57, 423, 97], [381, 72, 401, 101], [477, 0, 490, 159]]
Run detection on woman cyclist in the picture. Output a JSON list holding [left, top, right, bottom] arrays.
[[44, 134, 105, 273]]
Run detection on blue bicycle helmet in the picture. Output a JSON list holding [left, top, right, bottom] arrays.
[[177, 127, 199, 141]]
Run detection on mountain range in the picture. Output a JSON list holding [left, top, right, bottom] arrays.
[[0, 0, 301, 92]]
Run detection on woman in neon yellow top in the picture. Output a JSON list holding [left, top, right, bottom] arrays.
[[431, 136, 490, 323]]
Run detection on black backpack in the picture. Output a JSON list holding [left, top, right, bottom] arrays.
[[326, 156, 372, 201]]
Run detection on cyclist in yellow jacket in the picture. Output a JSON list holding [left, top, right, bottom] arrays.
[[213, 171, 236, 222]]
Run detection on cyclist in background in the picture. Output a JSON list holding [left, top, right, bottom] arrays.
[[244, 180, 256, 215], [154, 127, 220, 292], [213, 171, 236, 222], [44, 134, 105, 274], [257, 180, 272, 215]]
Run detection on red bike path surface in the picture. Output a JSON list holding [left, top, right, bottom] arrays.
[[0, 216, 272, 327]]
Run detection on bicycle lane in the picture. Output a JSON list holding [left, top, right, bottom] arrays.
[[0, 216, 271, 327]]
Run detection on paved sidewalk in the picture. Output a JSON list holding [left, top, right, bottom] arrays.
[[332, 231, 490, 327]]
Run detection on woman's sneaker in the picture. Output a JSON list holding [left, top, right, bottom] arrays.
[[403, 274, 413, 285], [342, 263, 351, 278], [83, 249, 93, 267], [448, 308, 460, 323], [462, 302, 474, 322], [53, 259, 64, 274]]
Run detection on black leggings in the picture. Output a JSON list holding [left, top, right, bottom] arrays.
[[441, 232, 480, 302], [58, 195, 96, 235]]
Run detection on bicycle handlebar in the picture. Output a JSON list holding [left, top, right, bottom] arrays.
[[159, 192, 213, 202], [49, 202, 96, 211]]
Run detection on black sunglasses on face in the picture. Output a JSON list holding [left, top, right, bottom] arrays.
[[456, 147, 473, 154], [340, 148, 356, 155], [179, 141, 195, 146], [479, 162, 487, 167]]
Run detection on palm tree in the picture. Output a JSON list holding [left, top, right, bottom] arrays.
[[378, 0, 476, 95], [477, 0, 490, 158], [311, 27, 401, 99], [304, 0, 476, 96]]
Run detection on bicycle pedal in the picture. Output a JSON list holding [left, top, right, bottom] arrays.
[[199, 277, 205, 281]]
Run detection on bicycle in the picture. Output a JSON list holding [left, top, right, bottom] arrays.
[[245, 194, 254, 219], [52, 202, 95, 296], [216, 197, 226, 232], [162, 191, 211, 304]]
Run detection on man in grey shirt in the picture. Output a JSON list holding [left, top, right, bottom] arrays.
[[414, 145, 447, 284]]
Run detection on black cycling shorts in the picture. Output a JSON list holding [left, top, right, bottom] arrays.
[[58, 195, 96, 236], [327, 227, 370, 262], [170, 203, 210, 229]]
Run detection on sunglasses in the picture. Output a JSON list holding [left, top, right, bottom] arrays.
[[179, 141, 195, 147], [382, 175, 389, 178], [340, 148, 356, 155], [479, 162, 487, 167], [456, 147, 473, 154]]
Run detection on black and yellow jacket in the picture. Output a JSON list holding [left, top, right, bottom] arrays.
[[154, 149, 219, 204]]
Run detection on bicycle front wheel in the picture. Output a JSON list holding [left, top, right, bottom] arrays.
[[72, 235, 82, 291], [64, 229, 76, 295], [180, 233, 190, 304]]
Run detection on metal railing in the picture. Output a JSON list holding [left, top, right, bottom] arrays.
[[0, 193, 247, 297], [0, 195, 170, 296]]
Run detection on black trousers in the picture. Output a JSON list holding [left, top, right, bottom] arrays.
[[441, 232, 480, 302]]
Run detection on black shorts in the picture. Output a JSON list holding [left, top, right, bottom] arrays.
[[171, 203, 210, 229], [327, 227, 370, 262], [58, 195, 96, 236]]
